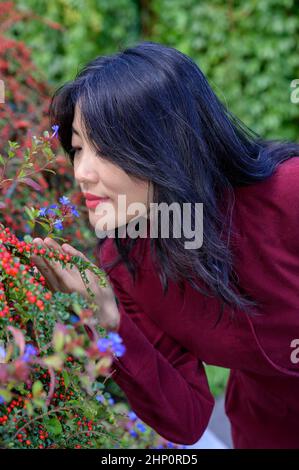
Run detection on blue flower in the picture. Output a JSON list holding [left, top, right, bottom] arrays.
[[166, 442, 174, 448], [38, 207, 48, 217], [97, 338, 110, 352], [59, 196, 70, 205], [108, 332, 126, 357], [70, 205, 80, 217], [108, 398, 115, 405], [97, 333, 126, 357], [70, 314, 80, 324], [51, 125, 59, 139], [96, 394, 105, 403], [128, 411, 137, 421], [53, 219, 63, 231], [0, 346, 6, 361], [129, 430, 138, 438], [22, 344, 37, 363], [46, 204, 59, 217], [136, 422, 146, 433], [113, 343, 126, 357], [107, 332, 122, 343], [0, 395, 5, 405]]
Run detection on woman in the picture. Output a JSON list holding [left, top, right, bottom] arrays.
[[32, 41, 299, 448]]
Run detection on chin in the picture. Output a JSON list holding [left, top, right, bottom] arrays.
[[94, 216, 120, 238]]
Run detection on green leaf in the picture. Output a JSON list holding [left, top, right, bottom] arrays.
[[32, 380, 43, 398], [25, 401, 34, 417], [0, 389, 12, 402], [53, 329, 64, 352], [33, 397, 45, 408], [23, 234, 33, 243], [44, 417, 62, 436], [62, 370, 70, 389], [65, 419, 76, 431], [35, 220, 51, 232], [73, 347, 85, 358], [44, 354, 64, 370]]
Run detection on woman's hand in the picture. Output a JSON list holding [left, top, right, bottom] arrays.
[[31, 237, 120, 331]]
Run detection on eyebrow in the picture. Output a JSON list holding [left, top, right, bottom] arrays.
[[72, 126, 81, 137]]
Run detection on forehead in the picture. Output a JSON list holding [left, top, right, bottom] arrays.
[[72, 104, 81, 129], [72, 104, 86, 139]]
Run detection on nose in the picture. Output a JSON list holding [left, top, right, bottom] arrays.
[[74, 153, 99, 186]]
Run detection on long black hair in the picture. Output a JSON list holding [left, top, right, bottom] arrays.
[[49, 41, 299, 319]]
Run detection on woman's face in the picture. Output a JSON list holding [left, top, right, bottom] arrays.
[[72, 104, 153, 234]]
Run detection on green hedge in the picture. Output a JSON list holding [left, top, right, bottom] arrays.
[[11, 0, 299, 140], [150, 0, 299, 140]]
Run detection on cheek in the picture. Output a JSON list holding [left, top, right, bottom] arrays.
[[129, 180, 149, 204], [99, 160, 149, 205], [99, 163, 128, 192]]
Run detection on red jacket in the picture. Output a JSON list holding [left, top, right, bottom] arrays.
[[96, 156, 299, 449]]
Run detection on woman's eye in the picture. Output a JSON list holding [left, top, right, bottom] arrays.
[[70, 147, 82, 156]]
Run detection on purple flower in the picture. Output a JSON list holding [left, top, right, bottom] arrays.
[[108, 398, 115, 405], [22, 344, 38, 363], [53, 219, 63, 231], [51, 124, 59, 139], [0, 395, 5, 405]]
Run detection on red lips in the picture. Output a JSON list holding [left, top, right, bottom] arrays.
[[83, 193, 110, 210], [84, 193, 108, 200]]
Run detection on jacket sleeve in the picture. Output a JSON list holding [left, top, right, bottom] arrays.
[[107, 272, 215, 446]]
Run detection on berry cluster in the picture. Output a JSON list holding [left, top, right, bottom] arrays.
[[0, 224, 72, 317]]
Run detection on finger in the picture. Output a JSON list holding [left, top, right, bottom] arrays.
[[61, 243, 106, 298], [39, 240, 99, 298], [31, 255, 60, 291], [44, 237, 63, 253], [32, 237, 45, 248], [42, 237, 68, 272], [61, 243, 97, 286], [32, 239, 88, 298], [31, 239, 61, 291], [61, 243, 90, 263], [31, 258, 59, 292], [34, 238, 86, 294]]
